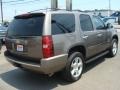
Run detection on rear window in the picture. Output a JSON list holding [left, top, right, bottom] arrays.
[[7, 14, 45, 36]]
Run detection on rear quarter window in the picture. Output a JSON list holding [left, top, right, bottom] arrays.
[[51, 14, 75, 35], [7, 15, 45, 36]]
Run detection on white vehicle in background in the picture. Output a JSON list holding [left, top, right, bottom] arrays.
[[110, 11, 120, 23], [102, 17, 116, 25], [0, 24, 7, 44]]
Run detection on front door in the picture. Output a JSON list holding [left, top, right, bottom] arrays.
[[79, 14, 100, 58], [92, 16, 108, 53]]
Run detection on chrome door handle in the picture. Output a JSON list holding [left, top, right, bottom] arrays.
[[97, 33, 102, 37], [82, 35, 88, 39]]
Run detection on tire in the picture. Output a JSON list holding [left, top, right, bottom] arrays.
[[1, 39, 4, 45], [108, 39, 118, 57], [62, 52, 84, 82]]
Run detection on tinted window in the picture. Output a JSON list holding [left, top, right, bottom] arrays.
[[52, 14, 75, 35], [7, 16, 45, 36], [92, 16, 105, 30], [80, 14, 94, 31]]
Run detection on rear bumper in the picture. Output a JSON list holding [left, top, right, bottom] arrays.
[[4, 51, 68, 74]]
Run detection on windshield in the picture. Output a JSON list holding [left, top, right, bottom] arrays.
[[7, 15, 45, 36]]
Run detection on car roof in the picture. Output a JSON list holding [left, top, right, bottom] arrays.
[[46, 10, 91, 15], [16, 10, 91, 17]]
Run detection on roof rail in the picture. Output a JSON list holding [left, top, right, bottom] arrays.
[[73, 9, 83, 12], [27, 8, 85, 14], [27, 8, 51, 13], [27, 8, 70, 13]]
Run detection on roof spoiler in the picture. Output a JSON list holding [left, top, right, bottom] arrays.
[[51, 0, 72, 11]]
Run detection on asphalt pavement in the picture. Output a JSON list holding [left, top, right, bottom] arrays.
[[0, 31, 120, 90]]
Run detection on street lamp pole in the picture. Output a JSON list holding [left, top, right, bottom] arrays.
[[66, 0, 72, 11], [51, 0, 58, 10], [108, 0, 111, 16], [0, 0, 3, 23]]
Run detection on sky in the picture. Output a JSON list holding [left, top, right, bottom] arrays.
[[1, 0, 120, 21]]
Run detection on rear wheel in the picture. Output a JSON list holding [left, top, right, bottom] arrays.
[[62, 52, 84, 82], [108, 39, 118, 57]]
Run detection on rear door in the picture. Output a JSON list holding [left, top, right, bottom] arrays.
[[51, 13, 76, 55], [6, 13, 45, 61]]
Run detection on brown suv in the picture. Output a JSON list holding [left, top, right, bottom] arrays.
[[4, 10, 118, 82]]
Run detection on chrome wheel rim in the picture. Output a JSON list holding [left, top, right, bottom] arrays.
[[112, 41, 118, 55], [71, 57, 83, 78]]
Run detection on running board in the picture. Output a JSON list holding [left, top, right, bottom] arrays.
[[85, 51, 109, 64]]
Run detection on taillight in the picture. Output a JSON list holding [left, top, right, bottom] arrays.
[[5, 30, 8, 44], [42, 35, 54, 58]]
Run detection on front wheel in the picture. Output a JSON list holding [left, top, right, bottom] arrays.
[[62, 52, 84, 82], [108, 39, 118, 57]]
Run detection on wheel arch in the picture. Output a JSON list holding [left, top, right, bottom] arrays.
[[112, 35, 119, 43], [68, 45, 86, 59]]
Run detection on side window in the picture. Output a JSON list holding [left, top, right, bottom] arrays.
[[80, 14, 94, 31], [92, 16, 105, 30], [51, 14, 75, 35]]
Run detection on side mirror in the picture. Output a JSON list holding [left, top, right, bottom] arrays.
[[106, 23, 113, 29]]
